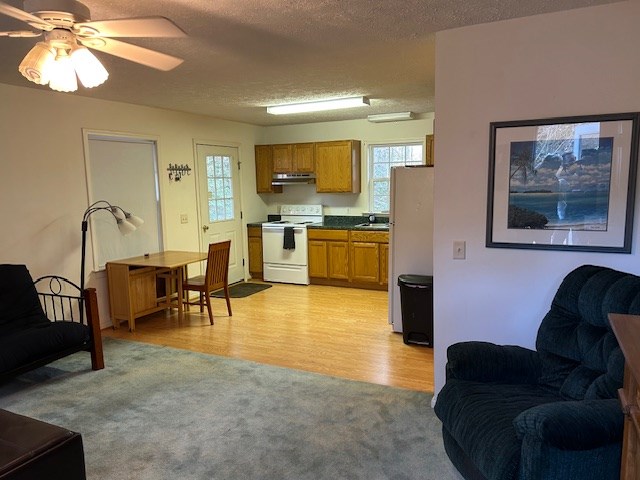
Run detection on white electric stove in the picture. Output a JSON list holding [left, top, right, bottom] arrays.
[[261, 205, 323, 285]]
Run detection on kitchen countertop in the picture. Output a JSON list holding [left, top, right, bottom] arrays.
[[247, 215, 389, 231]]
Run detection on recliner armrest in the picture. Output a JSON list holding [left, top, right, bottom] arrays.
[[446, 341, 541, 383], [514, 398, 623, 450]]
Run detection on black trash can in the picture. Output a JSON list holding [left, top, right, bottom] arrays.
[[398, 274, 433, 346]]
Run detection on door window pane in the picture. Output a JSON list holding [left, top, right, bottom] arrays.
[[206, 155, 234, 222]]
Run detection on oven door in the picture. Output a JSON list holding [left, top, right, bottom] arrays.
[[262, 225, 308, 266]]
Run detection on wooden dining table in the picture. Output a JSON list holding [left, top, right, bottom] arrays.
[[106, 250, 208, 331]]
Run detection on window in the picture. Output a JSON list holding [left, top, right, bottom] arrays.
[[369, 142, 424, 212], [206, 154, 234, 222]]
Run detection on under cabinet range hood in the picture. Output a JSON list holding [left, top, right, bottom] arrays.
[[271, 173, 316, 186]]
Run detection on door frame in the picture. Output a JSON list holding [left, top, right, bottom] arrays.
[[192, 139, 247, 282]]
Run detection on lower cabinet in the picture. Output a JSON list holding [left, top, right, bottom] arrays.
[[308, 228, 388, 290], [247, 226, 263, 279], [349, 230, 389, 288], [308, 229, 349, 281]]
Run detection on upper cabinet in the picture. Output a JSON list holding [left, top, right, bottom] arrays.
[[315, 140, 361, 193], [272, 143, 315, 173], [272, 144, 293, 172], [292, 143, 315, 173], [255, 145, 282, 194], [255, 139, 360, 194], [426, 134, 434, 167]]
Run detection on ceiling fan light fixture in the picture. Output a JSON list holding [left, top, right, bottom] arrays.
[[48, 49, 78, 92], [71, 45, 108, 88], [367, 112, 414, 123], [267, 96, 370, 115], [18, 41, 55, 85]]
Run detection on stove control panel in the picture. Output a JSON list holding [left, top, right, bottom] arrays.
[[280, 204, 323, 216]]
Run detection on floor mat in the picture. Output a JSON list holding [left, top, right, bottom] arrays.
[[212, 282, 272, 298]]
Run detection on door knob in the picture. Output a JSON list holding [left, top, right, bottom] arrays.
[[202, 225, 209, 232]]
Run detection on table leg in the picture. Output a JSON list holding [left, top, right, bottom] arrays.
[[177, 266, 184, 322]]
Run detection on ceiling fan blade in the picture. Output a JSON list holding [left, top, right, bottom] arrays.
[[74, 16, 186, 38], [79, 37, 183, 71], [0, 29, 41, 37], [0, 1, 52, 30]]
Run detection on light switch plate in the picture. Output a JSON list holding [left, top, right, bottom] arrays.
[[453, 240, 466, 260], [180, 213, 188, 224]]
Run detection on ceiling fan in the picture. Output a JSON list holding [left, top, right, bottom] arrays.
[[0, 0, 186, 92]]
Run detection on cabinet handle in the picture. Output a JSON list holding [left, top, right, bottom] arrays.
[[202, 225, 209, 232]]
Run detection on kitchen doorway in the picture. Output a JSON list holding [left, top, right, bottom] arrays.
[[195, 143, 244, 284]]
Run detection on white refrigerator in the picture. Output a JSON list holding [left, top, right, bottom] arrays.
[[388, 166, 435, 332]]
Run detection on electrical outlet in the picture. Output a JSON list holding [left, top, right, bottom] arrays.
[[453, 240, 466, 260], [180, 213, 188, 224]]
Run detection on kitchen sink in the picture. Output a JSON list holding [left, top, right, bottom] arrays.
[[355, 223, 389, 230]]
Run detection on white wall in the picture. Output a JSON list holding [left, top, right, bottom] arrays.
[[0, 83, 266, 326], [260, 115, 434, 215], [433, 1, 640, 395]]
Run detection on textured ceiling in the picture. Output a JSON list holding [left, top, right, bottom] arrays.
[[0, 0, 621, 126]]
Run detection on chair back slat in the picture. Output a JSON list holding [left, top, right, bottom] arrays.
[[205, 240, 231, 290]]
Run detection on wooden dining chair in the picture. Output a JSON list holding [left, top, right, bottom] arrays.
[[183, 240, 232, 324]]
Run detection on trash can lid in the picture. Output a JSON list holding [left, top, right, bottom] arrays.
[[398, 274, 433, 287]]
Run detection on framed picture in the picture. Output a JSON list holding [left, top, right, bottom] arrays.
[[486, 112, 639, 253]]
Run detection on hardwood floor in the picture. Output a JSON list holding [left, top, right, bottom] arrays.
[[103, 282, 434, 392]]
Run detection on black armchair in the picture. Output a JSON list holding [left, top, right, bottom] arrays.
[[434, 265, 640, 480]]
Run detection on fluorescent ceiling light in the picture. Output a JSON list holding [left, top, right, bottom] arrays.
[[267, 96, 370, 115], [367, 112, 414, 123]]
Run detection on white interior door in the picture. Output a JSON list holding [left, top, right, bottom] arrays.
[[196, 144, 244, 284]]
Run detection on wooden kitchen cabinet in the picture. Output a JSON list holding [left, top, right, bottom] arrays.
[[426, 134, 434, 166], [271, 142, 315, 173], [272, 144, 293, 172], [308, 228, 388, 290], [380, 242, 389, 285], [247, 226, 263, 279], [292, 143, 315, 172], [314, 140, 361, 193], [307, 229, 349, 282], [349, 230, 389, 288], [350, 242, 380, 283], [255, 145, 282, 193]]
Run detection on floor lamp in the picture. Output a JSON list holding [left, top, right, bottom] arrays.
[[80, 200, 143, 321]]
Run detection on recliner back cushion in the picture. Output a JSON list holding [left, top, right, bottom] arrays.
[[0, 264, 47, 336], [536, 265, 640, 400]]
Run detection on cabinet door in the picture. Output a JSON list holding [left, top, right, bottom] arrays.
[[272, 144, 293, 172], [350, 242, 380, 283], [315, 140, 361, 193], [130, 268, 159, 314], [426, 134, 434, 167], [380, 243, 389, 286], [255, 145, 282, 193], [248, 236, 263, 276], [308, 240, 328, 278], [293, 143, 315, 173], [328, 241, 349, 280]]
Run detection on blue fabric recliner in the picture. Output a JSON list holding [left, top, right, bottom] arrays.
[[434, 265, 640, 480]]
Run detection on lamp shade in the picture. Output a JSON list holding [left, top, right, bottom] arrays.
[[18, 42, 55, 85], [126, 213, 144, 228], [71, 46, 108, 88], [48, 51, 78, 92], [117, 219, 137, 235]]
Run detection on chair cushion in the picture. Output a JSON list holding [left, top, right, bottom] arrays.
[[0, 322, 89, 374], [0, 265, 48, 337], [435, 379, 560, 480], [536, 265, 640, 400]]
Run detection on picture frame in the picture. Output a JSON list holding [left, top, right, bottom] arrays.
[[486, 112, 639, 253]]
